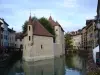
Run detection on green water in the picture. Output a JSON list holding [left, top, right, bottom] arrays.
[[1, 54, 87, 75]]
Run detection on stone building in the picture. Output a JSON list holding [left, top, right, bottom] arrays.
[[81, 27, 87, 50], [86, 19, 98, 50], [22, 15, 65, 61], [70, 30, 82, 49], [48, 16, 65, 57], [8, 28, 16, 47], [15, 32, 23, 48]]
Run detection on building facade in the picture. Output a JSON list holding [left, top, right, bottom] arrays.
[[86, 19, 98, 50], [8, 28, 16, 47], [81, 27, 87, 50], [23, 15, 65, 61], [0, 18, 16, 47], [48, 16, 65, 57], [70, 30, 82, 49], [15, 32, 23, 48]]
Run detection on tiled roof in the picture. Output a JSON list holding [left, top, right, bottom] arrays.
[[48, 16, 57, 27], [33, 20, 53, 37], [0, 18, 9, 26], [48, 16, 64, 32], [23, 16, 53, 37], [8, 28, 16, 33]]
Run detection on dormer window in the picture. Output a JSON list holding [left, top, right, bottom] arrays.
[[29, 26, 30, 31]]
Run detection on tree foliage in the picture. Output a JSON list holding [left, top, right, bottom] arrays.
[[64, 33, 73, 49], [39, 17, 55, 36], [22, 21, 28, 33]]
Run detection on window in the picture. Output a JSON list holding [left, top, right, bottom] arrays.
[[6, 36, 7, 40], [1, 34, 3, 39], [20, 39, 21, 41], [29, 36, 31, 41], [41, 45, 43, 49], [20, 44, 23, 49], [56, 29, 58, 31], [53, 37, 56, 43], [15, 38, 17, 41], [25, 45, 26, 49], [90, 33, 93, 37], [29, 26, 30, 31]]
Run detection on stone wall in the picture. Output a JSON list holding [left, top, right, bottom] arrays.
[[23, 35, 54, 61]]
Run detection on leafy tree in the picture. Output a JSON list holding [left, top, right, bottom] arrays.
[[65, 33, 73, 49], [22, 21, 28, 33], [38, 17, 55, 36]]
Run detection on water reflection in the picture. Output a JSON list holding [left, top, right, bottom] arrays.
[[65, 54, 87, 75], [7, 54, 87, 75], [8, 56, 65, 75], [8, 60, 24, 75], [23, 59, 55, 75]]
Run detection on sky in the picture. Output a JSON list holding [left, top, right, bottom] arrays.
[[0, 0, 98, 32]]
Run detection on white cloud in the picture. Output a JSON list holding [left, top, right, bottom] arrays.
[[63, 0, 79, 8], [56, 0, 79, 8]]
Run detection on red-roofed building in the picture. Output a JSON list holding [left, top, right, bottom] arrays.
[[23, 15, 54, 61], [22, 15, 65, 61], [48, 16, 65, 57]]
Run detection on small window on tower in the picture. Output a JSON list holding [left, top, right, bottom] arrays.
[[29, 26, 30, 31], [29, 36, 31, 41], [41, 45, 43, 49]]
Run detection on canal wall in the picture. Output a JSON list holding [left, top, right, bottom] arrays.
[[86, 49, 99, 75]]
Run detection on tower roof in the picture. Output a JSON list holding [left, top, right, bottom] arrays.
[[28, 14, 33, 25], [48, 16, 64, 32], [49, 16, 52, 20], [48, 16, 56, 27]]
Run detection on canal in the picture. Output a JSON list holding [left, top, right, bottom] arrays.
[[0, 54, 87, 75]]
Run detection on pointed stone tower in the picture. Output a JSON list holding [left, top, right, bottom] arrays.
[[27, 14, 33, 46], [48, 16, 65, 56]]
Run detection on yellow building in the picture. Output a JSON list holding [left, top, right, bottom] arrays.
[[70, 30, 82, 49]]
